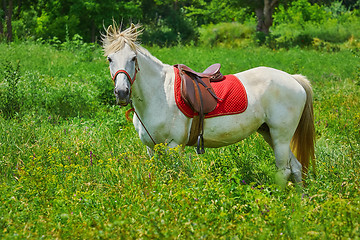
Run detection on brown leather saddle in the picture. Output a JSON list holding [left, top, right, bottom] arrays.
[[174, 63, 225, 154]]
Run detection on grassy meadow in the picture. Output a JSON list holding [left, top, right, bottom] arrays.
[[0, 42, 359, 239]]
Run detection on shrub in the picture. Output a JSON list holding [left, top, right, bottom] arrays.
[[269, 23, 313, 49], [345, 35, 360, 49], [312, 38, 340, 52], [199, 22, 256, 48]]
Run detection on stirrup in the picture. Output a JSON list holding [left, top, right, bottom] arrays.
[[196, 134, 205, 154]]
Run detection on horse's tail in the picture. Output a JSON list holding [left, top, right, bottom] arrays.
[[291, 75, 316, 176]]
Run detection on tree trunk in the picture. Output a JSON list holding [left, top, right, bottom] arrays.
[[6, 0, 12, 41], [0, 0, 5, 37], [0, 16, 3, 38], [255, 0, 278, 34]]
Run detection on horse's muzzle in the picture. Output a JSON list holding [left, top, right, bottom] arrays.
[[114, 88, 130, 106], [116, 97, 130, 106]]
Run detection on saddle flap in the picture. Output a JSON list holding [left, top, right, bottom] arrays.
[[180, 71, 218, 114], [180, 73, 196, 109]]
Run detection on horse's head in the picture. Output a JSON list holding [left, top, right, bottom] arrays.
[[102, 23, 142, 106], [107, 44, 138, 106]]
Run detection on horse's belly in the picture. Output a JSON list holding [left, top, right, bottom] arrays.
[[202, 110, 263, 147]]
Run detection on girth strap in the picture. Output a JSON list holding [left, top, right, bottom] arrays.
[[194, 77, 205, 154]]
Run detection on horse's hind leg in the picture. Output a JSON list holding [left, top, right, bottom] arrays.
[[274, 144, 303, 187], [272, 141, 292, 188], [290, 151, 302, 183], [258, 123, 302, 187], [258, 124, 290, 186]]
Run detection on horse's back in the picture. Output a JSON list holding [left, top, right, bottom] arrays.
[[237, 66, 305, 92], [236, 66, 306, 106], [236, 66, 307, 130]]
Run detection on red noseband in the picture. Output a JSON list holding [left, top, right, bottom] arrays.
[[112, 69, 137, 86]]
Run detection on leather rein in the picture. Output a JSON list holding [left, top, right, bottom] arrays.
[[111, 65, 157, 147]]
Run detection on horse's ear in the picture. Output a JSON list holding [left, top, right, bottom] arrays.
[[106, 25, 112, 36], [107, 24, 118, 36], [130, 23, 137, 32]]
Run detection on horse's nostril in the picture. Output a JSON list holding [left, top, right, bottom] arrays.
[[114, 87, 130, 98]]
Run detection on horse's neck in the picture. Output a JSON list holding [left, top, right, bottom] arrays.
[[131, 49, 170, 112]]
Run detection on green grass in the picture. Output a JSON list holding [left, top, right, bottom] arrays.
[[0, 42, 359, 239]]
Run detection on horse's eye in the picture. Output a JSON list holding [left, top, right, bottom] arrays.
[[107, 56, 112, 63], [131, 56, 136, 62]]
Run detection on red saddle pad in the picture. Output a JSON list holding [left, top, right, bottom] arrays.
[[174, 67, 248, 118]]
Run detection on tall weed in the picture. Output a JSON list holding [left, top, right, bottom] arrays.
[[0, 61, 21, 118]]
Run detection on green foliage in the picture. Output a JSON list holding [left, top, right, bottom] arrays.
[[184, 0, 251, 25], [206, 136, 275, 185], [141, 15, 198, 47], [11, 8, 38, 41], [7, 0, 199, 46], [269, 0, 360, 49], [7, 0, 142, 42], [194, 0, 360, 50], [0, 43, 359, 239], [3, 0, 360, 48], [270, 16, 360, 49], [141, 3, 198, 47], [35, 13, 80, 42], [274, 0, 329, 26]]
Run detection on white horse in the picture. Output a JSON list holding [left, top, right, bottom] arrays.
[[102, 23, 315, 187]]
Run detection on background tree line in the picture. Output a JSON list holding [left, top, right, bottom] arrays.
[[1, 0, 359, 46]]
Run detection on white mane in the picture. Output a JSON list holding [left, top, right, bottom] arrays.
[[101, 22, 164, 66], [101, 22, 142, 56]]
